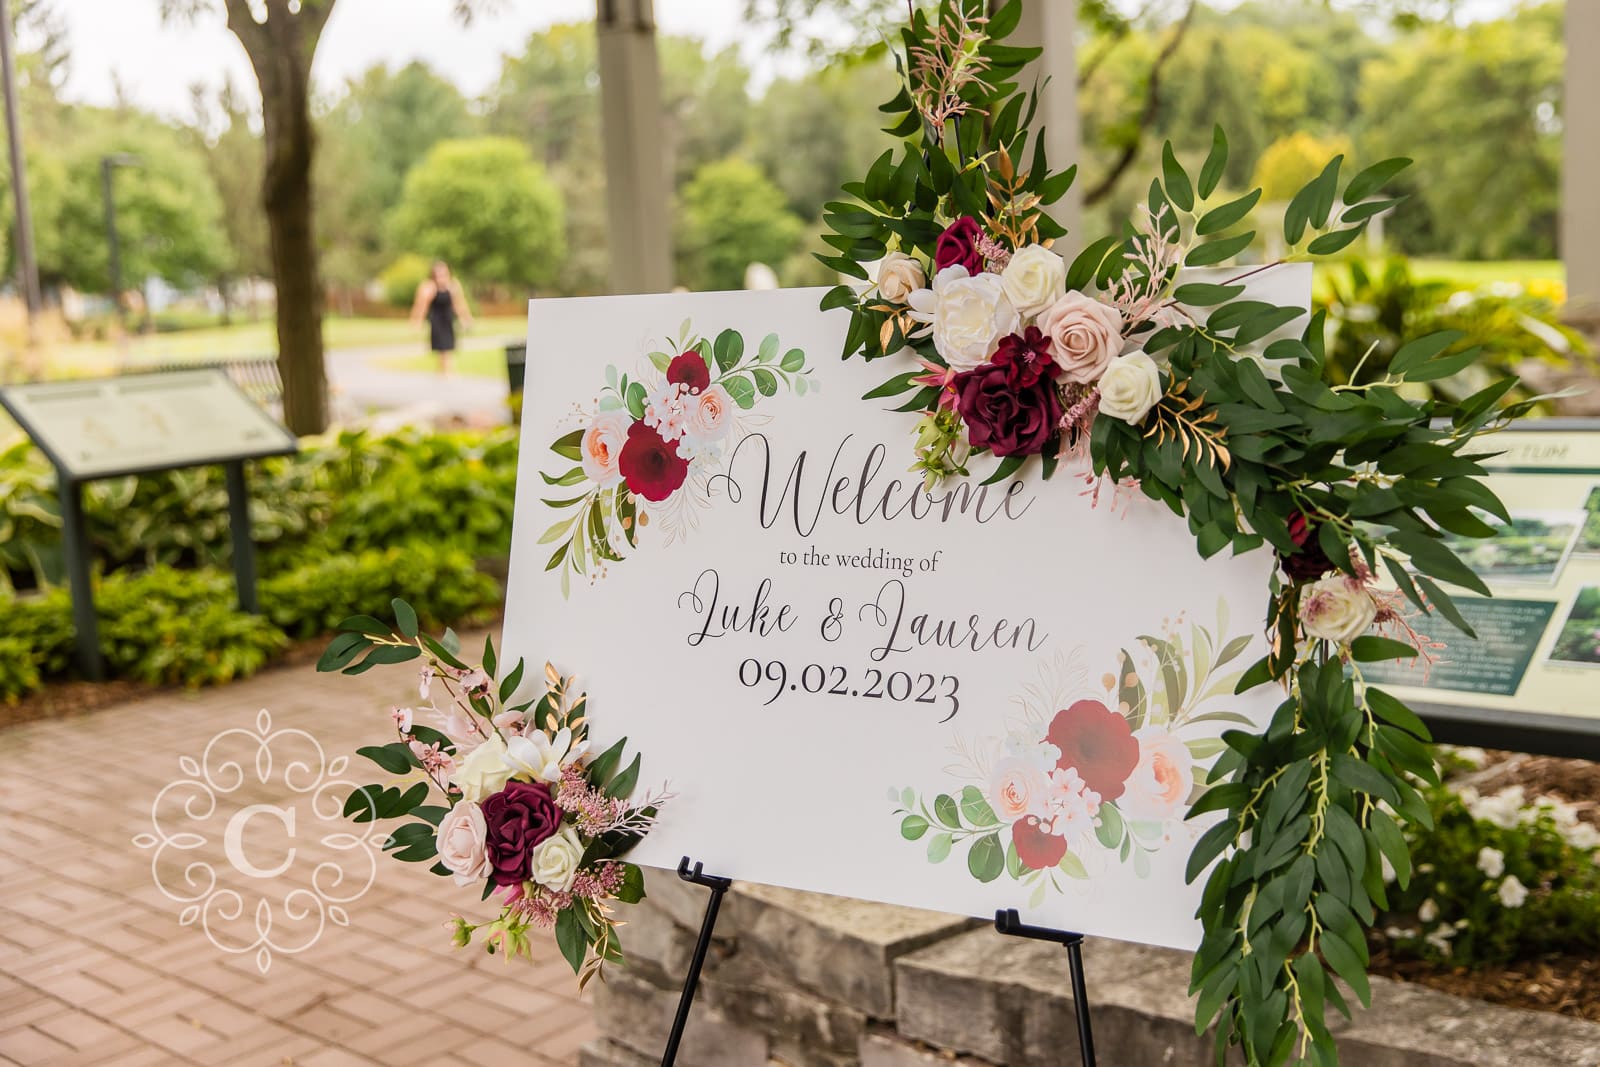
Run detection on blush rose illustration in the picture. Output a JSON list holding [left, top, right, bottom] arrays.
[[618, 421, 690, 502], [1046, 699, 1140, 802]]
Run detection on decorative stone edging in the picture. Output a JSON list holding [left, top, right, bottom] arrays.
[[581, 879, 1600, 1067]]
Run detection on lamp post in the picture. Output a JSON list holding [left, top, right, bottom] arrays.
[[101, 153, 140, 327]]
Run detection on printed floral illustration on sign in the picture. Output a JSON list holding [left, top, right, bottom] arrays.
[[539, 320, 814, 595], [891, 601, 1254, 904]]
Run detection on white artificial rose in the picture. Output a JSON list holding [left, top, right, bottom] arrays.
[[1000, 245, 1066, 318], [1038, 291, 1124, 383], [580, 410, 631, 488], [530, 825, 584, 893], [1096, 350, 1163, 424], [906, 266, 1020, 371], [877, 251, 926, 304], [1298, 576, 1378, 645], [435, 800, 492, 886], [451, 731, 514, 803]]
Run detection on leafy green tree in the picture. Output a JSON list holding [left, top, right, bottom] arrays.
[[316, 61, 475, 296], [1253, 131, 1354, 204], [1359, 4, 1563, 259], [747, 59, 899, 220], [34, 112, 227, 296], [389, 137, 567, 290], [675, 157, 804, 292]]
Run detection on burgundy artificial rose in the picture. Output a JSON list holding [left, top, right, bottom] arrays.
[[480, 780, 562, 887], [667, 352, 711, 394], [1047, 699, 1140, 802], [935, 216, 986, 274], [1280, 511, 1336, 582], [1013, 815, 1068, 871], [951, 332, 1065, 458], [618, 422, 690, 502]]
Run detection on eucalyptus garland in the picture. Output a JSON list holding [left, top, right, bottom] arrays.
[[817, 2, 1539, 1063]]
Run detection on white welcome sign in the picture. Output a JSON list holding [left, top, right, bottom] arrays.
[[503, 283, 1298, 951]]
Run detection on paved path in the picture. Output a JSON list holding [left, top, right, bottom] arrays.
[[0, 635, 595, 1066], [326, 345, 513, 427]]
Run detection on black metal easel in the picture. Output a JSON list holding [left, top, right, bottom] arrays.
[[657, 862, 1098, 1067], [995, 909, 1097, 1066], [660, 857, 732, 1067]]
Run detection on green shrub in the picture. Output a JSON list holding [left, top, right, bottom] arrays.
[[1378, 775, 1600, 967], [0, 588, 75, 700], [95, 568, 289, 688], [1319, 259, 1588, 408], [379, 253, 433, 308], [0, 637, 42, 703], [261, 543, 500, 640], [0, 440, 62, 594]]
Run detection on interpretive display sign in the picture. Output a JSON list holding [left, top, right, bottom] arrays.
[[1362, 422, 1600, 755], [0, 369, 296, 480], [502, 288, 1284, 950]]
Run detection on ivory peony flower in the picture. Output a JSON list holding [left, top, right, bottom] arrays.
[[531, 825, 585, 893], [1299, 576, 1377, 645], [906, 266, 1020, 372], [1118, 727, 1195, 822], [1037, 291, 1124, 384], [677, 384, 734, 459], [1096, 351, 1163, 424], [435, 800, 492, 886], [581, 411, 632, 488], [504, 726, 587, 785], [1001, 245, 1067, 318], [877, 251, 926, 303], [452, 731, 515, 804], [989, 757, 1051, 822]]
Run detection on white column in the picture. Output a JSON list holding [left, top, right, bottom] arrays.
[[596, 0, 673, 294], [1014, 0, 1082, 249], [1564, 0, 1600, 322]]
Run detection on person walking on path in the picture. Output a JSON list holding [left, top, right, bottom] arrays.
[[409, 260, 474, 375]]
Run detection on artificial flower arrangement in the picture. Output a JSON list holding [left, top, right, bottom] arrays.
[[317, 600, 668, 987], [819, 1, 1542, 1063]]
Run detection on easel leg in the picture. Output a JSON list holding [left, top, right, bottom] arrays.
[[661, 857, 732, 1067], [996, 909, 1096, 1066]]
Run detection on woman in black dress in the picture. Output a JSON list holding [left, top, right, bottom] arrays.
[[409, 260, 474, 375]]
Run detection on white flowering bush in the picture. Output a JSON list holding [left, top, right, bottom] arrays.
[[1379, 769, 1600, 967]]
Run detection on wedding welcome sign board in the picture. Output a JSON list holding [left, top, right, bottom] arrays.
[[503, 285, 1293, 952]]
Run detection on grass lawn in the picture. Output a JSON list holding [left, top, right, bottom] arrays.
[[36, 315, 529, 377]]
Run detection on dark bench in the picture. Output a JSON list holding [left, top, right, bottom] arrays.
[[137, 356, 284, 410]]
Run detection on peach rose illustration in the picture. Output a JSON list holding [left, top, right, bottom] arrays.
[[1117, 727, 1194, 822], [988, 757, 1051, 822], [678, 384, 733, 459], [580, 410, 632, 488]]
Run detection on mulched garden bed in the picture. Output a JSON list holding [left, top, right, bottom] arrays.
[[1367, 749, 1600, 1021]]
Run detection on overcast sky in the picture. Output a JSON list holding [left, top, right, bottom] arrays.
[[56, 0, 1523, 122]]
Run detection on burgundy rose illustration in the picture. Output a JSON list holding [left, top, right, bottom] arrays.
[[1280, 511, 1336, 582], [1012, 815, 1068, 871], [480, 780, 562, 887], [951, 332, 1064, 458], [619, 422, 690, 502], [935, 216, 986, 275], [667, 352, 711, 394], [1047, 699, 1139, 802]]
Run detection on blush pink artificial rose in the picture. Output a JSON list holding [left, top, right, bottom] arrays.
[[435, 799, 493, 886], [1037, 292, 1125, 384], [1117, 727, 1195, 822]]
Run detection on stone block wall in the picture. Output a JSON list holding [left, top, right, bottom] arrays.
[[580, 880, 1600, 1067]]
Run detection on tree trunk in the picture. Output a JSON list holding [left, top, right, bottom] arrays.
[[228, 0, 332, 435]]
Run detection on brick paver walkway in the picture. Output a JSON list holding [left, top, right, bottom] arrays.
[[0, 635, 595, 1066]]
